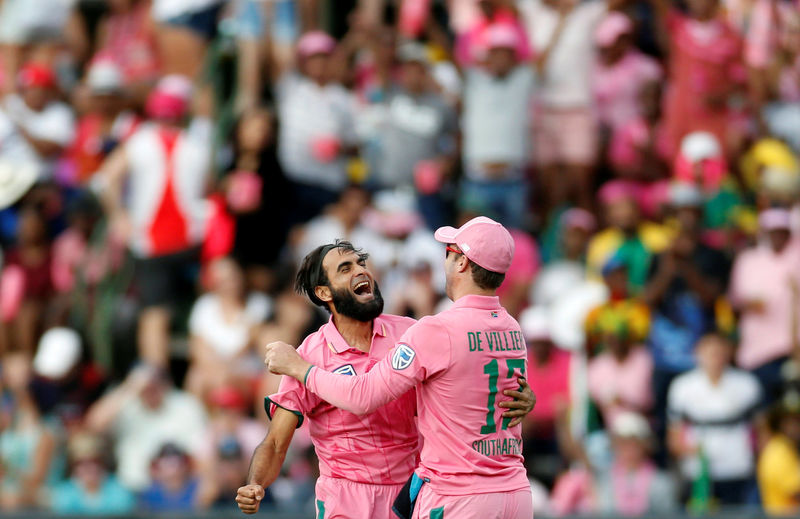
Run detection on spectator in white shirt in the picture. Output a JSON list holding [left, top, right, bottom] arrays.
[[276, 31, 358, 226], [666, 334, 761, 506], [86, 365, 208, 491], [461, 23, 536, 229], [184, 257, 271, 400], [0, 63, 75, 180]]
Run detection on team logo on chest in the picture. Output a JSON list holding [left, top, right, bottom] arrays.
[[391, 344, 416, 370], [333, 364, 357, 376]]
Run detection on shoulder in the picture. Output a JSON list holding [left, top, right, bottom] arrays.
[[669, 369, 701, 397], [245, 293, 272, 321], [726, 368, 761, 393], [378, 314, 417, 333], [295, 326, 329, 360]]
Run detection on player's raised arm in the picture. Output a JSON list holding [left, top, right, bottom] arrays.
[[235, 407, 298, 514]]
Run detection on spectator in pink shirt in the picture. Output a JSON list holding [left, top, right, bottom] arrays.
[[587, 313, 654, 428], [729, 208, 800, 403], [519, 306, 573, 485], [651, 0, 746, 156], [592, 12, 662, 133]]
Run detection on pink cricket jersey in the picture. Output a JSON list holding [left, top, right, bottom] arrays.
[[307, 295, 530, 496], [267, 314, 419, 485]]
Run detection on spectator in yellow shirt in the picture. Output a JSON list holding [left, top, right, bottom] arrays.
[[759, 401, 800, 516]]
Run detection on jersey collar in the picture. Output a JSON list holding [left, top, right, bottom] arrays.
[[322, 315, 388, 354]]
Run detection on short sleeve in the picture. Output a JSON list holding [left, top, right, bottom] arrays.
[[266, 371, 321, 428], [187, 295, 211, 336]]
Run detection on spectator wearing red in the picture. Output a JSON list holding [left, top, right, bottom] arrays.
[[67, 60, 139, 186], [98, 74, 212, 367]]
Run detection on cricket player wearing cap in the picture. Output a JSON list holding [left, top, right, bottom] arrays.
[[266, 217, 533, 518], [237, 238, 535, 518]]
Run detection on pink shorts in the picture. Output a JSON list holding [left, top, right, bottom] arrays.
[[314, 475, 405, 519], [534, 106, 598, 167], [412, 485, 533, 519]]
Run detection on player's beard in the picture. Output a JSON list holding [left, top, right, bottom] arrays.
[[330, 281, 384, 322]]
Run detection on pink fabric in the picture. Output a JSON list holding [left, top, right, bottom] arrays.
[[412, 484, 533, 519], [551, 468, 596, 516], [593, 51, 662, 130], [525, 348, 571, 423], [673, 154, 728, 193], [306, 295, 530, 496], [454, 9, 533, 66], [0, 265, 25, 322], [434, 216, 516, 275], [778, 57, 800, 102], [51, 230, 88, 293], [414, 160, 443, 195], [611, 462, 656, 516], [608, 117, 671, 173], [310, 136, 341, 163], [398, 0, 432, 38], [534, 106, 598, 166], [297, 31, 336, 57], [268, 314, 420, 485], [595, 12, 634, 47], [663, 10, 744, 155], [226, 170, 263, 213], [729, 238, 800, 369], [497, 229, 541, 300], [587, 347, 654, 427], [316, 476, 405, 519], [96, 1, 160, 83]]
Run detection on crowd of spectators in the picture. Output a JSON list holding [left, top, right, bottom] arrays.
[[0, 0, 799, 516]]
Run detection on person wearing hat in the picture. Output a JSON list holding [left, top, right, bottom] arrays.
[[266, 216, 534, 518], [594, 412, 677, 515], [592, 12, 662, 134], [370, 41, 458, 230], [140, 442, 200, 511], [460, 23, 536, 229], [98, 74, 211, 368], [238, 237, 535, 517], [51, 433, 134, 514], [68, 60, 139, 185], [0, 62, 75, 181], [276, 30, 359, 225], [759, 398, 800, 515], [730, 208, 800, 400]]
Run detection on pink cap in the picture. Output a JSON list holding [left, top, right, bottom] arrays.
[[594, 12, 633, 47], [561, 208, 596, 232], [759, 208, 792, 231], [145, 75, 192, 120], [434, 216, 515, 274], [598, 179, 639, 205], [484, 23, 521, 51], [297, 31, 336, 58]]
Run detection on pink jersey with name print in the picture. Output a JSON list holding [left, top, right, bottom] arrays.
[[267, 314, 419, 485], [306, 295, 530, 496]]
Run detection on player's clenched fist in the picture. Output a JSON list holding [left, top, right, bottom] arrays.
[[236, 484, 265, 514], [264, 341, 312, 381]]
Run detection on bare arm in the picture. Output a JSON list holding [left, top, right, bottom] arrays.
[[235, 408, 299, 514], [97, 145, 130, 217], [15, 125, 64, 157], [85, 369, 147, 432]]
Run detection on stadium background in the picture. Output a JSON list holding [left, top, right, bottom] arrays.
[[0, 0, 799, 516]]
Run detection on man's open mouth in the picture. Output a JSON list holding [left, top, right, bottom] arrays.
[[353, 279, 372, 296]]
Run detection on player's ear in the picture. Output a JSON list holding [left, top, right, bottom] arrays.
[[315, 285, 332, 304], [457, 255, 470, 273]]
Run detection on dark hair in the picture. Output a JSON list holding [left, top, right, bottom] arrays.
[[470, 262, 505, 290], [295, 240, 368, 308], [447, 246, 506, 290]]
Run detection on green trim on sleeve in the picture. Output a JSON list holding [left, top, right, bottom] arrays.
[[264, 396, 304, 428], [303, 365, 315, 386], [431, 506, 444, 519], [316, 499, 325, 518]]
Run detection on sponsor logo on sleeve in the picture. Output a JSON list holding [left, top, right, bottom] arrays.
[[391, 344, 416, 370], [332, 364, 357, 376]]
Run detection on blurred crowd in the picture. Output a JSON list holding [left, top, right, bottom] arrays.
[[0, 0, 799, 516]]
